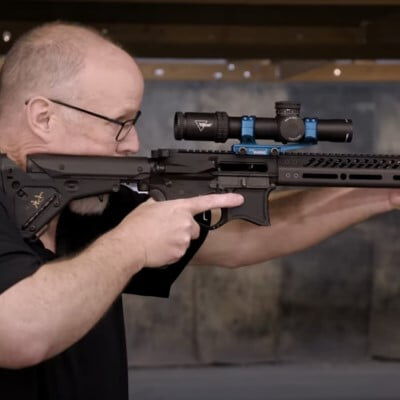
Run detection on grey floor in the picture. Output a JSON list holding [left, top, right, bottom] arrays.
[[129, 362, 400, 400]]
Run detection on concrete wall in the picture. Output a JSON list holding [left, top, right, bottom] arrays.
[[123, 81, 400, 366]]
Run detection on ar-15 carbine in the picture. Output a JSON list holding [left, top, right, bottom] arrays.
[[2, 101, 400, 239]]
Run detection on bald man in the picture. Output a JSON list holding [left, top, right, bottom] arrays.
[[0, 22, 399, 400]]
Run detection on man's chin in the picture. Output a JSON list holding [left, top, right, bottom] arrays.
[[68, 194, 110, 216]]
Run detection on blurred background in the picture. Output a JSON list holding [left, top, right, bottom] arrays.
[[4, 1, 400, 398]]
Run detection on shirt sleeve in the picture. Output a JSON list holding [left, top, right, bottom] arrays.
[[123, 212, 210, 297], [56, 187, 210, 298], [0, 192, 44, 294]]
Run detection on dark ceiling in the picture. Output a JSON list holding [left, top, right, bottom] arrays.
[[2, 1, 400, 59]]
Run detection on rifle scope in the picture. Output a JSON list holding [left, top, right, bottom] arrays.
[[174, 102, 353, 144]]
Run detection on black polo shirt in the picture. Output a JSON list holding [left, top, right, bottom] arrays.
[[0, 187, 208, 399]]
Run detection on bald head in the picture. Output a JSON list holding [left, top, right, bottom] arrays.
[[0, 21, 143, 167], [0, 22, 125, 118]]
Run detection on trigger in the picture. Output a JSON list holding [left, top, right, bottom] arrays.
[[149, 189, 166, 201], [196, 210, 213, 230]]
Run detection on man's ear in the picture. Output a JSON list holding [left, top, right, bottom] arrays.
[[25, 97, 55, 143]]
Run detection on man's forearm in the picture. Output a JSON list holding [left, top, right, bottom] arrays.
[[268, 187, 393, 257], [0, 229, 144, 369], [194, 188, 396, 268]]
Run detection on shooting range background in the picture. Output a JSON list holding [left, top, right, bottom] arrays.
[[123, 81, 400, 366]]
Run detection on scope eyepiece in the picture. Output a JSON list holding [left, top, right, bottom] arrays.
[[174, 112, 231, 143]]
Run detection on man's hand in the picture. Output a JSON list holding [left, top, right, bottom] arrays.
[[114, 193, 244, 267]]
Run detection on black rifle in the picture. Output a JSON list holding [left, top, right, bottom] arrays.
[[2, 101, 400, 239]]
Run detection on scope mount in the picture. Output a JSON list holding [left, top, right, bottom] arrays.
[[232, 116, 318, 156]]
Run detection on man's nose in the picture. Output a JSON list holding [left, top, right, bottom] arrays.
[[116, 127, 140, 155]]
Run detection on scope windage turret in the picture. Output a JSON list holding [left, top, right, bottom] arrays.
[[174, 102, 353, 144]]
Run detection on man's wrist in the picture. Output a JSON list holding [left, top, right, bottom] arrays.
[[93, 229, 146, 275]]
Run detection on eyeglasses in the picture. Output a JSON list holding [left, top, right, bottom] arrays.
[[25, 98, 141, 142]]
